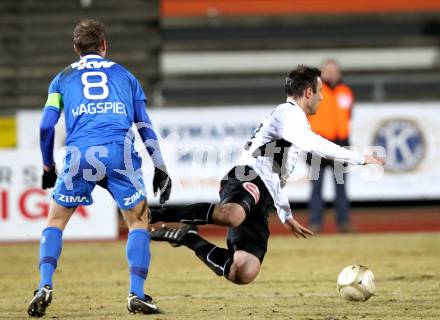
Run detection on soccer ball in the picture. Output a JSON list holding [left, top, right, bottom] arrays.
[[337, 265, 375, 301]]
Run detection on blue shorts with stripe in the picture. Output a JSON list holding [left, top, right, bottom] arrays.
[[52, 141, 146, 210]]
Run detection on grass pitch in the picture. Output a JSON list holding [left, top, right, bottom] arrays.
[[0, 232, 439, 319]]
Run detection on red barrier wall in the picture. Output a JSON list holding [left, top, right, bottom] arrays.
[[162, 0, 440, 17]]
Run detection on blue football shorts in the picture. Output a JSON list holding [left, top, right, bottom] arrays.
[[52, 141, 146, 210]]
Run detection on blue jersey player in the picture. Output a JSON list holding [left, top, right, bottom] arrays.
[[28, 19, 170, 316]]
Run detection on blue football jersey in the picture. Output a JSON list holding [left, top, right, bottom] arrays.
[[44, 54, 146, 148]]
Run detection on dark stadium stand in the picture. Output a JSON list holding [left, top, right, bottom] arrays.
[[161, 1, 440, 106], [0, 0, 160, 113], [1, 1, 439, 109]]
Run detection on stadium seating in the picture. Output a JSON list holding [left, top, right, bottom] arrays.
[[161, 1, 440, 105], [1, 0, 439, 109], [0, 0, 160, 112]]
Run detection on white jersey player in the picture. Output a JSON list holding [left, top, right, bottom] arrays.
[[238, 97, 364, 223], [150, 65, 384, 286]]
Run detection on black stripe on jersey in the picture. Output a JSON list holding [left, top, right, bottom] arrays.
[[251, 139, 292, 173]]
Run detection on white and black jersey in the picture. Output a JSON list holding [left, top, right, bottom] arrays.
[[237, 98, 364, 223]]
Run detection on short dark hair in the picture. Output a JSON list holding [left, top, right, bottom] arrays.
[[73, 19, 106, 56], [285, 65, 322, 97]]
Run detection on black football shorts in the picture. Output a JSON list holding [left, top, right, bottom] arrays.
[[219, 165, 274, 262]]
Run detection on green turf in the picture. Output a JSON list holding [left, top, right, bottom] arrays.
[[1, 232, 439, 319]]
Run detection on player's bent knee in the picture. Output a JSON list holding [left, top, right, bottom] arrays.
[[229, 251, 261, 285], [234, 266, 259, 284]]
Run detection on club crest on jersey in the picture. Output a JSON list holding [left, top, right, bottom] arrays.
[[242, 182, 260, 204]]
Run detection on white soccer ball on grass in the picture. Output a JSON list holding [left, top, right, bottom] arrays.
[[337, 265, 375, 301]]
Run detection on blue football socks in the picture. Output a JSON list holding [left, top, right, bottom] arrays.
[[126, 229, 151, 299], [39, 227, 63, 289]]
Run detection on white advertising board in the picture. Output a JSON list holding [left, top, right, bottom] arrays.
[[0, 152, 118, 241], [12, 102, 440, 215], [144, 103, 440, 204]]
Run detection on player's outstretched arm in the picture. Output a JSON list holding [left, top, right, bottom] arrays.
[[283, 216, 314, 238], [282, 109, 364, 165]]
